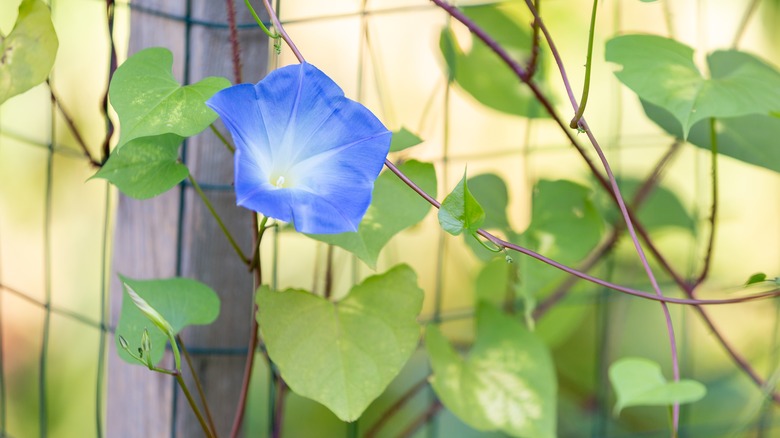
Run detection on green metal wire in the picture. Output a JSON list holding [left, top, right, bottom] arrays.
[[95, 185, 111, 438]]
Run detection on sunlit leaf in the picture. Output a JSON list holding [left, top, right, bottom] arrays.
[[91, 134, 188, 199], [307, 160, 436, 269], [609, 357, 706, 415], [0, 0, 58, 104], [389, 127, 423, 152], [606, 35, 780, 137], [115, 276, 220, 366], [439, 169, 485, 236], [257, 264, 424, 421], [438, 2, 547, 118], [109, 47, 230, 148], [644, 100, 780, 174], [426, 303, 557, 438]]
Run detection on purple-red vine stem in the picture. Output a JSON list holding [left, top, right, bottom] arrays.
[[225, 1, 259, 434], [580, 117, 682, 429], [225, 0, 243, 84], [262, 0, 305, 63]]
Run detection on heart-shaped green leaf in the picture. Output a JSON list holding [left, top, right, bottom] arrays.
[[389, 127, 423, 152], [606, 35, 780, 138], [91, 134, 188, 199], [307, 160, 436, 269], [438, 2, 548, 118], [439, 169, 485, 236], [643, 99, 780, 174], [116, 276, 220, 366], [609, 357, 706, 415], [426, 303, 557, 438], [109, 47, 231, 148], [257, 264, 424, 421], [0, 0, 58, 104]]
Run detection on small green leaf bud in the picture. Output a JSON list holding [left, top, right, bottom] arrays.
[[141, 329, 152, 354], [118, 335, 130, 351]]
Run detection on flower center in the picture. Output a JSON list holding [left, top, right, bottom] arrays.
[[269, 170, 296, 189]]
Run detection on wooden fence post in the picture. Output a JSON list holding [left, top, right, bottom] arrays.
[[107, 1, 268, 436]]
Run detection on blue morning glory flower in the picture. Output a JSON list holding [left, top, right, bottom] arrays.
[[206, 63, 391, 234]]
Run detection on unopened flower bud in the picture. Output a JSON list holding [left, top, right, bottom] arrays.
[[124, 283, 175, 337]]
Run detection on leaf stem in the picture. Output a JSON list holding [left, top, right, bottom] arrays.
[[179, 335, 218, 437], [188, 174, 250, 266], [471, 233, 502, 253], [245, 0, 281, 41], [569, 0, 599, 129], [170, 334, 182, 373], [210, 124, 236, 154], [693, 118, 719, 289], [249, 216, 270, 271], [175, 371, 215, 438], [262, 0, 305, 63]]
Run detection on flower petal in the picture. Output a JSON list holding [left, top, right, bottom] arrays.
[[206, 63, 391, 234], [206, 83, 273, 175]]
